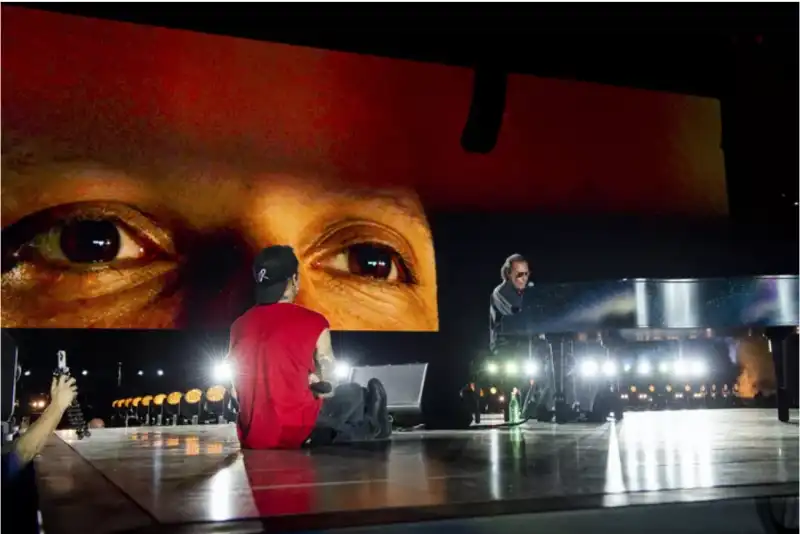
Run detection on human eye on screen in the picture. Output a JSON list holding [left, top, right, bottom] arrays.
[[2, 202, 176, 292], [308, 221, 418, 286]]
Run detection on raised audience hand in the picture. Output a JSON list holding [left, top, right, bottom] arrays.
[[50, 375, 78, 411]]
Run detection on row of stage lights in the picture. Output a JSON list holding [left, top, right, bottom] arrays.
[[485, 360, 539, 377], [621, 382, 738, 401], [485, 356, 708, 379], [31, 361, 351, 413], [30, 385, 226, 412], [112, 385, 228, 409], [465, 382, 738, 408], [112, 360, 353, 408], [114, 362, 236, 411], [479, 382, 734, 397]]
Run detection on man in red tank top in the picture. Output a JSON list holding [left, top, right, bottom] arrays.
[[228, 245, 391, 449]]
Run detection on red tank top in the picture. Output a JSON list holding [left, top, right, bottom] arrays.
[[229, 303, 329, 449]]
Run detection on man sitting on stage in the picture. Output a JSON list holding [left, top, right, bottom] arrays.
[[228, 245, 392, 449]]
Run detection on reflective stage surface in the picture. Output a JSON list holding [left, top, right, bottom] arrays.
[[37, 409, 799, 534]]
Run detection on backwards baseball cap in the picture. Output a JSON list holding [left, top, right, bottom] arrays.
[[253, 245, 300, 305]]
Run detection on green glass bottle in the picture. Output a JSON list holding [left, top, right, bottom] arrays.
[[509, 393, 521, 423]]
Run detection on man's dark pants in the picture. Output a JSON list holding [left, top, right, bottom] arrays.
[[309, 382, 384, 446]]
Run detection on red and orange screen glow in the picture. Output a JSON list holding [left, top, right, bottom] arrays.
[[1, 7, 728, 331]]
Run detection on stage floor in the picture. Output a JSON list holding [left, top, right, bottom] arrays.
[[36, 409, 798, 534]]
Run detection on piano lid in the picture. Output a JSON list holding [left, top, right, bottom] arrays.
[[500, 275, 799, 335]]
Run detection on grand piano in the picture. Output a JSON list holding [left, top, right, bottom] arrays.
[[493, 275, 799, 423]]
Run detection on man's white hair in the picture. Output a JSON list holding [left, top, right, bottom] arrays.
[[500, 254, 527, 281]]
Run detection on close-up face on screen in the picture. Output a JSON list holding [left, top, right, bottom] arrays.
[[1, 7, 728, 332]]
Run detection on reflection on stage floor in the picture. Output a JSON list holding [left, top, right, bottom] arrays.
[[36, 409, 799, 534]]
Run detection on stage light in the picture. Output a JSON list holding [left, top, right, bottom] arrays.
[[620, 393, 629, 400], [185, 389, 202, 404], [81, 370, 88, 376], [601, 361, 617, 377], [504, 361, 518, 376], [213, 362, 232, 382], [580, 359, 599, 377], [524, 361, 538, 376], [637, 361, 651, 376], [206, 386, 226, 403], [489, 387, 497, 395], [23, 370, 31, 377], [138, 370, 144, 376], [157, 369, 164, 376], [673, 359, 688, 377], [334, 361, 351, 380], [658, 361, 670, 374], [623, 363, 632, 372], [638, 393, 648, 400], [689, 359, 707, 377], [486, 362, 499, 374], [498, 395, 505, 403], [675, 392, 684, 399]]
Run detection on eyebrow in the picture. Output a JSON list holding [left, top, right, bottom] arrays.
[[334, 187, 424, 219], [1, 162, 158, 229], [2, 134, 93, 174]]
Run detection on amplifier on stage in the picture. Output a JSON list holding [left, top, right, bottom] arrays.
[[349, 363, 428, 418]]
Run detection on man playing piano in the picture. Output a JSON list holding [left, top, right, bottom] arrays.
[[489, 254, 530, 353]]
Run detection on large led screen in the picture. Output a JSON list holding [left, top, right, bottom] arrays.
[[1, 7, 728, 331]]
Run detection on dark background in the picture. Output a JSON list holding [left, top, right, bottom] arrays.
[[4, 3, 798, 421]]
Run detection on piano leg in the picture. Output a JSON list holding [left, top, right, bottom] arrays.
[[552, 335, 572, 424], [766, 326, 797, 423]]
